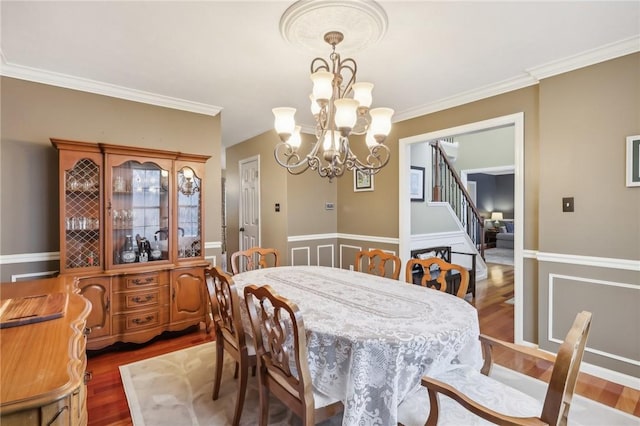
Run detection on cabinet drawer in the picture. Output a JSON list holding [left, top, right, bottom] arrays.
[[112, 287, 169, 313], [117, 271, 168, 290], [114, 309, 168, 332], [123, 273, 159, 289]]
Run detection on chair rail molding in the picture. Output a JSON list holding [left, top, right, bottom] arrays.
[[0, 251, 60, 264], [288, 233, 399, 245], [537, 251, 640, 271]]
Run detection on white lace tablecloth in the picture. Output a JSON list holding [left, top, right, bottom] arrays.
[[232, 265, 482, 426]]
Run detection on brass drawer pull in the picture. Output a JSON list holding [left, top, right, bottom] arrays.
[[84, 371, 93, 384], [132, 295, 154, 304], [132, 315, 154, 325], [132, 277, 155, 285]]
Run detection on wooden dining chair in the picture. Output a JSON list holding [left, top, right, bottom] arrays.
[[405, 257, 469, 299], [243, 284, 343, 426], [398, 311, 592, 426], [230, 247, 281, 275], [354, 249, 401, 280], [206, 266, 257, 426]]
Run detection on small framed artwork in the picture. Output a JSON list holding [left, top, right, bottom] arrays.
[[410, 166, 425, 201], [626, 135, 640, 187], [353, 169, 374, 192]]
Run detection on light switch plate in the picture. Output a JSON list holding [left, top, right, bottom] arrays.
[[562, 197, 574, 212]]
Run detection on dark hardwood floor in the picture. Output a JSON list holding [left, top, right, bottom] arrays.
[[86, 263, 640, 425]]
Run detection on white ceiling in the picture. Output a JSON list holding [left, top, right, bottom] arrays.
[[2, 1, 639, 148]]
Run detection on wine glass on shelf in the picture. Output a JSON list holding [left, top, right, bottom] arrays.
[[113, 209, 120, 228]]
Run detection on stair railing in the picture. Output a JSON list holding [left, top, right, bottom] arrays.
[[430, 141, 485, 258]]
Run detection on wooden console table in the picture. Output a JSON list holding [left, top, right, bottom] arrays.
[[1, 276, 91, 425]]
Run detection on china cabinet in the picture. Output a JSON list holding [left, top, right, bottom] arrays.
[[52, 139, 211, 350]]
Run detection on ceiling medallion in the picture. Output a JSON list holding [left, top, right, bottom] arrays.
[[279, 0, 388, 55]]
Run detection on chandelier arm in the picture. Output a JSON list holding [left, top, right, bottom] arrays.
[[337, 57, 357, 97], [274, 144, 311, 170], [350, 144, 391, 175], [311, 57, 330, 73]]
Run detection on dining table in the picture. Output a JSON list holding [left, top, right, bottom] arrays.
[[231, 265, 482, 426]]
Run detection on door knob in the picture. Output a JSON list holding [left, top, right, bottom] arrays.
[[239, 227, 245, 232]]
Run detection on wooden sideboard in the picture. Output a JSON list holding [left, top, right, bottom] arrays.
[[1, 276, 91, 425]]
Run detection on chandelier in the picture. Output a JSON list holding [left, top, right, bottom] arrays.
[[178, 167, 199, 196], [272, 31, 394, 181]]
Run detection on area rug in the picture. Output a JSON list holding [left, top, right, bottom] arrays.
[[119, 342, 342, 426], [484, 247, 514, 266], [120, 342, 638, 426]]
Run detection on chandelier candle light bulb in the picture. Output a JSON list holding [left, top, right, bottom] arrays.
[[289, 126, 302, 149], [273, 30, 394, 180]]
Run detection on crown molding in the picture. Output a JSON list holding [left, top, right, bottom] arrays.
[[393, 74, 537, 123], [0, 53, 222, 117], [527, 35, 640, 81], [1, 35, 637, 124], [393, 36, 640, 124]]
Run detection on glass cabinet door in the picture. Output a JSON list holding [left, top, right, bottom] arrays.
[[64, 158, 101, 270], [110, 159, 170, 266], [177, 166, 202, 259]]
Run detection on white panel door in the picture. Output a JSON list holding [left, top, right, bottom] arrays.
[[239, 157, 260, 257]]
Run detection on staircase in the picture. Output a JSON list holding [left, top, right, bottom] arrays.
[[430, 141, 486, 258]]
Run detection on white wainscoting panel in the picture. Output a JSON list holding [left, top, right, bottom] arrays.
[[291, 247, 311, 266], [339, 244, 362, 270], [317, 244, 335, 268], [547, 273, 640, 389]]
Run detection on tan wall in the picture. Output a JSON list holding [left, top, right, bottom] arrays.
[[226, 131, 339, 268], [0, 77, 222, 281], [336, 133, 400, 237], [225, 130, 288, 266], [287, 132, 338, 237], [536, 53, 639, 376], [538, 53, 639, 259]]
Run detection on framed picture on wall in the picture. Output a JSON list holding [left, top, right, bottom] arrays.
[[410, 166, 425, 201], [353, 169, 374, 192], [627, 135, 640, 187]]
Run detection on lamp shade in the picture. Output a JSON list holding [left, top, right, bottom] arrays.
[[322, 130, 340, 151], [334, 98, 359, 130], [352, 82, 373, 108], [491, 212, 503, 221], [272, 107, 296, 137], [288, 126, 302, 149], [311, 71, 333, 101], [369, 107, 394, 139], [309, 94, 321, 116]]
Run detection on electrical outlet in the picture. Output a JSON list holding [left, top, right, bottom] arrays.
[[349, 265, 354, 271]]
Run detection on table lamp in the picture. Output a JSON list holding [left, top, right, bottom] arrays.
[[491, 212, 503, 228]]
